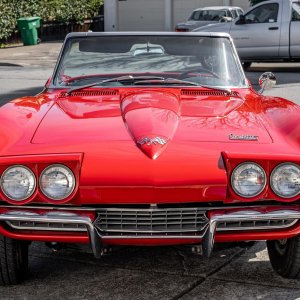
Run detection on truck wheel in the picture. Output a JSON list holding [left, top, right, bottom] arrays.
[[0, 236, 29, 285], [242, 62, 252, 70], [267, 236, 300, 279]]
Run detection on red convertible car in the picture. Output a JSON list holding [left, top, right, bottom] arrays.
[[0, 32, 299, 285]]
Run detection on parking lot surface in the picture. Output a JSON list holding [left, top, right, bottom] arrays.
[[1, 242, 300, 300]]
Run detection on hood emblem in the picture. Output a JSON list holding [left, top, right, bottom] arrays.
[[229, 134, 259, 141], [136, 135, 169, 159], [137, 137, 168, 146]]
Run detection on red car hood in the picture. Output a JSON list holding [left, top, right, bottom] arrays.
[[32, 88, 272, 150]]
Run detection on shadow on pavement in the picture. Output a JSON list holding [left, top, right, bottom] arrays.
[[0, 62, 24, 67], [0, 86, 44, 106]]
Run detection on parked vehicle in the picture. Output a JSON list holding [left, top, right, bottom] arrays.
[[0, 32, 299, 285], [194, 0, 300, 69], [175, 6, 244, 32]]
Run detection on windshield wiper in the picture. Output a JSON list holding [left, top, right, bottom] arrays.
[[66, 75, 231, 95], [66, 75, 166, 95], [134, 78, 232, 93], [133, 78, 199, 86]]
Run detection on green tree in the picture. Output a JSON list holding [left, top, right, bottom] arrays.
[[0, 0, 103, 41], [0, 0, 16, 40], [249, 0, 268, 5]]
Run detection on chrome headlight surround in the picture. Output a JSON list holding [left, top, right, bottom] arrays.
[[231, 162, 266, 198], [39, 164, 76, 201], [270, 163, 300, 198], [0, 165, 36, 201]]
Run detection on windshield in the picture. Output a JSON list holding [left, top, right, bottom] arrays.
[[53, 35, 247, 88], [190, 9, 227, 21]]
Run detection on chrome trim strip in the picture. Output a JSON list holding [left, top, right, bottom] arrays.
[[97, 228, 207, 234], [101, 235, 204, 239]]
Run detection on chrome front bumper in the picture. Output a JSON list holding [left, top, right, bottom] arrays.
[[0, 209, 300, 258], [0, 212, 103, 258]]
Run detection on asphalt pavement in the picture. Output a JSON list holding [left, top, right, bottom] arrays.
[[0, 42, 300, 299]]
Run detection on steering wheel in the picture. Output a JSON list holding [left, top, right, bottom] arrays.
[[178, 67, 221, 80]]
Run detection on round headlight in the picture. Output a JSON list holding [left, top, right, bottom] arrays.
[[271, 163, 300, 198], [231, 163, 266, 198], [40, 165, 75, 200], [0, 166, 36, 201]]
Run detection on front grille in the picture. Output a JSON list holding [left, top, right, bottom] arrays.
[[181, 89, 240, 97], [6, 220, 87, 232], [59, 90, 119, 97], [217, 219, 297, 231], [94, 208, 208, 237]]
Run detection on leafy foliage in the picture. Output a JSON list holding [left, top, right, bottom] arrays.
[[249, 0, 268, 6], [0, 0, 103, 40], [0, 1, 16, 40]]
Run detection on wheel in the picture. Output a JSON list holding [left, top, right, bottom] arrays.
[[267, 236, 300, 279], [0, 236, 29, 285], [242, 62, 252, 71]]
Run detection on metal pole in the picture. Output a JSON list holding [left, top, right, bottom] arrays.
[[104, 0, 119, 31], [164, 0, 174, 31]]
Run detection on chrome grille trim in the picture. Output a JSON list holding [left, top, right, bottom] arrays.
[[181, 89, 240, 97], [59, 90, 118, 97], [6, 220, 87, 232], [4, 211, 87, 232], [0, 211, 103, 258], [217, 219, 297, 231], [203, 210, 300, 257], [94, 208, 209, 236]]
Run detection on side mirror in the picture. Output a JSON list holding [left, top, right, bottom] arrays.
[[259, 72, 276, 94], [236, 15, 245, 25]]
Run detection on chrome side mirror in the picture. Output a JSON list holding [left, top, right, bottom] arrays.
[[259, 72, 276, 94]]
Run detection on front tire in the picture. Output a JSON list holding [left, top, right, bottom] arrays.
[[0, 236, 29, 285], [267, 236, 300, 279]]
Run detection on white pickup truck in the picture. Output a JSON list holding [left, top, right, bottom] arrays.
[[195, 0, 300, 69]]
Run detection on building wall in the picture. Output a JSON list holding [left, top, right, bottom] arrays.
[[119, 0, 165, 31], [118, 0, 250, 31]]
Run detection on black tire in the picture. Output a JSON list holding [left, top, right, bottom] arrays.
[[267, 236, 300, 279], [242, 62, 252, 71], [0, 236, 29, 285]]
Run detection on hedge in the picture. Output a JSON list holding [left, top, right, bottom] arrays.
[[0, 0, 103, 40]]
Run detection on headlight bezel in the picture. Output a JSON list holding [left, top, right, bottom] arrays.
[[230, 162, 267, 198], [270, 162, 300, 199], [0, 165, 37, 202], [39, 164, 76, 201]]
